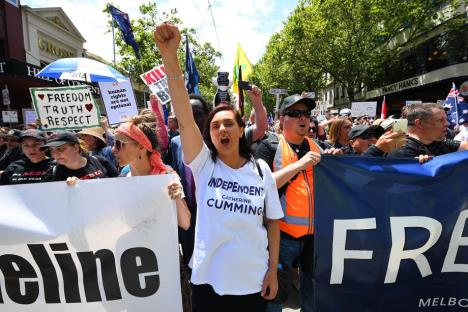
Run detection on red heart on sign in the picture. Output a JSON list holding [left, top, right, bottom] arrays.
[[38, 94, 45, 100], [85, 103, 93, 112]]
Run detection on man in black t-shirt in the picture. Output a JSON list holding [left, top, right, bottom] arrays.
[[388, 103, 467, 159], [0, 129, 23, 171], [0, 129, 54, 185]]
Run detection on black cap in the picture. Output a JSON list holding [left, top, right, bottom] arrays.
[[5, 129, 22, 139], [280, 94, 316, 113], [19, 129, 47, 142], [39, 131, 79, 150], [349, 125, 384, 140]]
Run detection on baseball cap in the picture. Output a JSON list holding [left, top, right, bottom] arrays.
[[280, 94, 316, 113], [19, 129, 47, 142], [339, 108, 351, 116], [39, 131, 79, 150], [348, 125, 384, 140], [5, 129, 22, 140]]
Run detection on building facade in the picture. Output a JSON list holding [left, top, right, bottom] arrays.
[[320, 3, 468, 117]]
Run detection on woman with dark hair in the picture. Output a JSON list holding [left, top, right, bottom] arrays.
[[41, 131, 119, 184], [0, 129, 54, 185], [112, 114, 191, 230], [154, 22, 283, 311]]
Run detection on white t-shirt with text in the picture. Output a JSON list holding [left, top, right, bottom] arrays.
[[187, 143, 283, 295]]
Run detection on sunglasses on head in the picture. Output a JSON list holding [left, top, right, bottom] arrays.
[[285, 110, 311, 118]]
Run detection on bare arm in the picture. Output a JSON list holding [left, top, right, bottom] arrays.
[[153, 23, 202, 164], [262, 219, 280, 300], [273, 151, 321, 188], [247, 86, 268, 141], [459, 141, 468, 151]]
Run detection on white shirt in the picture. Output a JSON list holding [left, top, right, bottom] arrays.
[[187, 143, 283, 295]]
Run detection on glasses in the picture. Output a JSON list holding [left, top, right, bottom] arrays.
[[113, 139, 134, 151], [285, 110, 311, 118], [6, 138, 17, 142]]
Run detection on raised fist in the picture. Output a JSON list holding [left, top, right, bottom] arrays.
[[153, 22, 181, 56]]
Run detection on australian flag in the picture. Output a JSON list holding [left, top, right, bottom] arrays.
[[185, 36, 200, 94], [108, 4, 141, 60], [444, 82, 468, 127]]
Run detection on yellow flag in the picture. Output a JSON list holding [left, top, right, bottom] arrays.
[[232, 43, 253, 93]]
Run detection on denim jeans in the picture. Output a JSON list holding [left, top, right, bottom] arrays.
[[267, 234, 314, 312]]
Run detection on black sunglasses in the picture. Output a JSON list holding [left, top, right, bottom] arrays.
[[113, 139, 129, 151], [285, 110, 311, 118]]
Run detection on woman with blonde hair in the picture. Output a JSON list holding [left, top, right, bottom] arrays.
[[326, 117, 353, 152], [112, 114, 190, 230]]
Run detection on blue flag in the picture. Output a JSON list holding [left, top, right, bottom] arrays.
[[185, 36, 200, 94], [444, 82, 468, 127], [108, 4, 141, 60]]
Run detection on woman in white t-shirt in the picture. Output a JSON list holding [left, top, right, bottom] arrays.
[[154, 23, 283, 311]]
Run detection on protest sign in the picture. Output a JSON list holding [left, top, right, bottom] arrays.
[[30, 86, 100, 131], [405, 100, 422, 105], [22, 108, 38, 125], [314, 152, 468, 311], [312, 100, 328, 118], [140, 65, 171, 104], [98, 80, 138, 125], [0, 175, 182, 312], [351, 102, 377, 117], [2, 110, 18, 123]]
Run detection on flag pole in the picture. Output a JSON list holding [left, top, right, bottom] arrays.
[[111, 15, 116, 67]]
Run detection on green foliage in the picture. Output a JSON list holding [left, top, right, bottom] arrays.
[[105, 2, 220, 102], [255, 0, 462, 103]]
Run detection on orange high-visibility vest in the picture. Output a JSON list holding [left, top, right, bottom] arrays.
[[273, 135, 321, 238]]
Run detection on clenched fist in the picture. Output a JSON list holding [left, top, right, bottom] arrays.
[[153, 22, 181, 56]]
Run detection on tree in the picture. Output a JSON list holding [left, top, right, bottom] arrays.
[[255, 0, 464, 103], [105, 2, 221, 103]]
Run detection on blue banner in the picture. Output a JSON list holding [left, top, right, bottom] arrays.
[[314, 152, 468, 311]]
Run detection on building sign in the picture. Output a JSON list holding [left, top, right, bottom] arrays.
[[38, 38, 75, 58], [381, 77, 421, 95], [0, 58, 100, 96]]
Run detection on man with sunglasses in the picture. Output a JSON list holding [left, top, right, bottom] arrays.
[[256, 94, 321, 312], [0, 129, 23, 171]]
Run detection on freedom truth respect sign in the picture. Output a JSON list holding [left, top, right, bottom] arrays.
[[0, 175, 182, 312], [30, 86, 100, 131], [313, 152, 468, 311]]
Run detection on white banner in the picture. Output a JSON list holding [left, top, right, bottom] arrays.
[[140, 65, 171, 105], [351, 102, 377, 117], [98, 81, 138, 125], [0, 175, 182, 312], [30, 86, 100, 131]]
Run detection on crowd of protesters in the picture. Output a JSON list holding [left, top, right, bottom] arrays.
[[0, 22, 467, 312]]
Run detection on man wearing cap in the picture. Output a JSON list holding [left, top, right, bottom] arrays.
[[0, 129, 53, 185], [256, 94, 321, 312], [388, 103, 468, 159], [0, 129, 23, 171]]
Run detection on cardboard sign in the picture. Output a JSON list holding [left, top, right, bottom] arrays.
[[22, 108, 38, 125], [98, 80, 138, 125], [140, 65, 171, 104], [351, 102, 377, 117], [0, 175, 182, 311], [2, 110, 18, 123], [312, 100, 328, 118], [30, 86, 100, 131]]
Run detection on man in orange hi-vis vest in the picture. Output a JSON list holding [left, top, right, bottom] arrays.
[[256, 94, 322, 312]]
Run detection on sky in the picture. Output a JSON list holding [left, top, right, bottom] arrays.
[[21, 0, 298, 74]]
